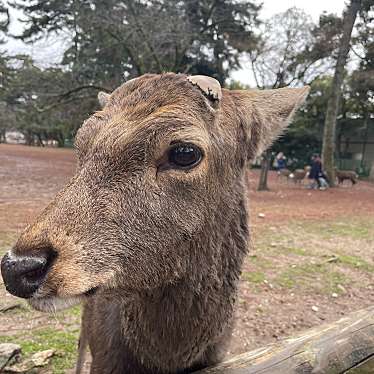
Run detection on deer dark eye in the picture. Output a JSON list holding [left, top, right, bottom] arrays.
[[168, 143, 203, 169]]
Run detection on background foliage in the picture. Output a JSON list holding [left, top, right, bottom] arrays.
[[0, 0, 372, 172]]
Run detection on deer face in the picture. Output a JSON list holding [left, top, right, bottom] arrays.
[[1, 74, 309, 312]]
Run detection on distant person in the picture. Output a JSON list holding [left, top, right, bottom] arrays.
[[274, 152, 287, 172], [308, 154, 328, 190]]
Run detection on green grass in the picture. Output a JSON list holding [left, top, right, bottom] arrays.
[[303, 220, 374, 240], [68, 305, 82, 318], [274, 263, 349, 294], [0, 327, 79, 373], [247, 254, 274, 269], [0, 231, 17, 255], [336, 254, 374, 273], [279, 246, 309, 256], [242, 271, 266, 284], [251, 217, 374, 295]]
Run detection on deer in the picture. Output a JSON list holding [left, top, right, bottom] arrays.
[[1, 73, 309, 374], [336, 169, 358, 186]]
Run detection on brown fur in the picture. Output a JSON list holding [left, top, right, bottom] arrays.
[[3, 74, 309, 374]]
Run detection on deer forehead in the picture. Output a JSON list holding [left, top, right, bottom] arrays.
[[77, 90, 222, 157]]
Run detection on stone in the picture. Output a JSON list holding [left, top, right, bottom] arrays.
[[4, 349, 55, 373], [31, 349, 55, 366], [337, 284, 347, 294], [0, 343, 21, 370]]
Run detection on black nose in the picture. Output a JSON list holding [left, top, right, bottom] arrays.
[[1, 252, 51, 298]]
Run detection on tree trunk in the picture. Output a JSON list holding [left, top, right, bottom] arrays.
[[0, 129, 6, 143], [257, 150, 271, 191], [322, 0, 361, 186], [361, 113, 369, 170]]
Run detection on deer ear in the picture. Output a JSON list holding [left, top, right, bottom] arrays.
[[97, 91, 110, 108], [232, 86, 310, 160], [187, 75, 222, 105]]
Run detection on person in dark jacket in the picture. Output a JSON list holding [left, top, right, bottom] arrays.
[[308, 154, 329, 190], [308, 154, 322, 189]]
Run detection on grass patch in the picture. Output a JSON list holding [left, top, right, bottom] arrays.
[[0, 231, 17, 255], [247, 254, 274, 269], [242, 271, 266, 284], [304, 220, 374, 240], [0, 327, 79, 373], [67, 305, 82, 318], [337, 254, 374, 273], [279, 246, 309, 256], [274, 263, 349, 294]]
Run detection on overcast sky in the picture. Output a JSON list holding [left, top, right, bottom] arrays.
[[4, 0, 347, 85], [261, 0, 346, 20], [232, 0, 346, 85]]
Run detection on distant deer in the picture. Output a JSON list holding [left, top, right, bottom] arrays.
[[288, 167, 310, 185], [277, 168, 292, 183], [336, 169, 358, 186], [1, 74, 309, 374]]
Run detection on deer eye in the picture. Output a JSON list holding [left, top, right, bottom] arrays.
[[168, 143, 203, 169]]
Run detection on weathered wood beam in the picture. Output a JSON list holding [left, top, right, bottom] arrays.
[[197, 306, 374, 374]]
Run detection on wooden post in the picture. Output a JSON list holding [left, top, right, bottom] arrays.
[[196, 306, 374, 373]]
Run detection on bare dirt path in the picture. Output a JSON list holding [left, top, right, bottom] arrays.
[[0, 144, 373, 372]]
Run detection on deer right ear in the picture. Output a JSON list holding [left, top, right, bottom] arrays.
[[98, 91, 110, 108], [230, 86, 310, 160]]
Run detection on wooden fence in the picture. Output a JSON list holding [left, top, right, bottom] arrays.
[[197, 306, 374, 373]]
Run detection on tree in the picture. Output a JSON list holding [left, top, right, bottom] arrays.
[[7, 0, 262, 142], [348, 3, 374, 170], [13, 0, 262, 85], [321, 0, 362, 186], [1, 55, 99, 146], [248, 8, 342, 190], [0, 0, 12, 142]]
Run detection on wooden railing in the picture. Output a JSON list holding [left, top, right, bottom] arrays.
[[197, 306, 374, 373]]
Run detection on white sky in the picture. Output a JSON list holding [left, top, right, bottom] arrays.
[[261, 0, 346, 21], [4, 0, 347, 85], [232, 0, 347, 85]]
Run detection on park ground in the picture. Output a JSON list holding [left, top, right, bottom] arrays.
[[0, 144, 374, 373]]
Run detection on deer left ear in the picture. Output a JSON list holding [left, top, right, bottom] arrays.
[[230, 86, 310, 160]]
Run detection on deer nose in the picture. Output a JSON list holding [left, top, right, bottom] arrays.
[[1, 251, 51, 299]]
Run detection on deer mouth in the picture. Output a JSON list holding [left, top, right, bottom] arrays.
[[28, 287, 100, 312], [84, 286, 99, 297], [28, 294, 82, 312]]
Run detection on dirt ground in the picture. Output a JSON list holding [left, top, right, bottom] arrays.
[[1, 144, 374, 372]]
